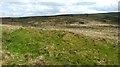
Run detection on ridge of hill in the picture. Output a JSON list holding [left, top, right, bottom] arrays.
[[2, 12, 119, 26]]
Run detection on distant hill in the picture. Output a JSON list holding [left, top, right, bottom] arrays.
[[2, 12, 119, 27]]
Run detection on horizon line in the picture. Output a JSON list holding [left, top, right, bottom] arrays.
[[0, 11, 119, 18]]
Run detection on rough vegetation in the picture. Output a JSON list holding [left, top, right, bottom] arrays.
[[1, 12, 119, 65], [2, 27, 118, 65]]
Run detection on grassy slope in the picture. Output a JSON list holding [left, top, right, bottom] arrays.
[[2, 27, 118, 65]]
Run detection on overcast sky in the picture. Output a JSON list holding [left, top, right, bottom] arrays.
[[0, 0, 119, 17]]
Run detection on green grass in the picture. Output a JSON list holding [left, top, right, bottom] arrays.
[[2, 28, 118, 65]]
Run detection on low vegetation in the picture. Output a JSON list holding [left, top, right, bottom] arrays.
[[1, 12, 118, 65], [2, 27, 118, 65]]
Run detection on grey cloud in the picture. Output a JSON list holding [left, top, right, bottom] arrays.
[[90, 5, 118, 11], [37, 2, 63, 6], [0, 1, 61, 17], [28, 6, 60, 14], [5, 2, 25, 4], [75, 2, 96, 5], [0, 0, 119, 17], [118, 1, 120, 11], [4, 1, 63, 6]]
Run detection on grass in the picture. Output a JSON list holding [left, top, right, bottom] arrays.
[[2, 27, 118, 65]]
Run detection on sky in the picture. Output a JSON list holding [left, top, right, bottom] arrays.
[[0, 0, 119, 17]]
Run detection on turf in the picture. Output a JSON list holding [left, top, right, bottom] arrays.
[[2, 28, 118, 65]]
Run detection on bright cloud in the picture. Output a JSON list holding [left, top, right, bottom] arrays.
[[0, 0, 119, 17]]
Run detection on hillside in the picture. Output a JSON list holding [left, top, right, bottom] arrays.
[[1, 12, 119, 65], [2, 25, 118, 65], [2, 12, 119, 27]]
